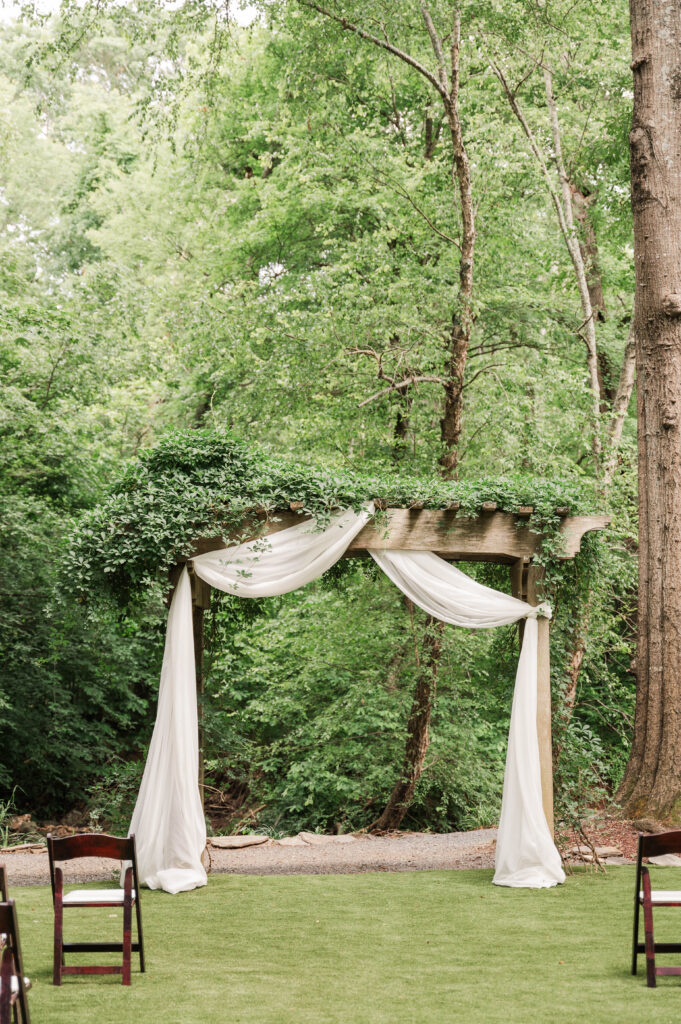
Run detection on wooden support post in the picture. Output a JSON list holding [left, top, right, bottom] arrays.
[[510, 557, 529, 645], [535, 614, 554, 835], [187, 564, 211, 811], [510, 559, 554, 836]]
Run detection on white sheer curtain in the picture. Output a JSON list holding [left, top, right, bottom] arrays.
[[130, 506, 564, 893], [127, 568, 208, 894], [370, 550, 563, 888], [129, 507, 373, 893]]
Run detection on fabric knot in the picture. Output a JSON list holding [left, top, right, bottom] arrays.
[[527, 602, 552, 621]]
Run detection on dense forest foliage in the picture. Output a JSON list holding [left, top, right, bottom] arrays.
[[0, 0, 637, 838]]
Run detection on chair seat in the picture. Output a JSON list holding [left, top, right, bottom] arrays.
[[639, 889, 681, 904], [63, 888, 136, 905], [0, 974, 32, 995]]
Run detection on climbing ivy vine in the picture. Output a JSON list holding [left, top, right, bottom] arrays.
[[67, 431, 599, 600]]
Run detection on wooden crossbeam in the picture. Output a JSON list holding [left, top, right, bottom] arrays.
[[186, 510, 609, 564]]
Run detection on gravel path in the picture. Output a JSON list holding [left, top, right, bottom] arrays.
[[1, 829, 498, 887]]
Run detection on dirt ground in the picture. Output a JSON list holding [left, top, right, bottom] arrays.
[[1, 828, 498, 886], [2, 815, 644, 887]]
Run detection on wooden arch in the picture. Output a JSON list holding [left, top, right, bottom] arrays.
[[181, 505, 610, 835]]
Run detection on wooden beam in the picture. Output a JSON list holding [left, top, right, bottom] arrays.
[[510, 560, 554, 835], [182, 510, 609, 566], [510, 558, 528, 603], [178, 506, 593, 835], [526, 565, 554, 837], [346, 510, 610, 561]]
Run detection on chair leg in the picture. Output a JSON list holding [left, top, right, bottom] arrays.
[[642, 870, 656, 988], [17, 980, 30, 1024], [52, 891, 63, 987], [135, 899, 145, 973], [632, 898, 639, 975], [122, 890, 132, 986]]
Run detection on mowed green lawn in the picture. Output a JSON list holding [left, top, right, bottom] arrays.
[[12, 867, 681, 1024]]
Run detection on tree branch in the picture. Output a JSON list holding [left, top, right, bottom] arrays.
[[543, 64, 601, 461], [603, 319, 637, 487], [374, 171, 462, 248], [358, 375, 445, 407], [298, 0, 448, 100], [462, 362, 503, 389], [420, 4, 449, 95], [486, 45, 602, 466]]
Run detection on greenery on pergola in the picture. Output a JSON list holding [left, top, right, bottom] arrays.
[[67, 432, 601, 600]]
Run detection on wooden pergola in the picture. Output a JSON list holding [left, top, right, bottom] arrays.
[[181, 504, 610, 835]]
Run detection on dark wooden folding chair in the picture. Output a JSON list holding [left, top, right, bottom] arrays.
[[47, 833, 145, 986], [0, 901, 31, 1024], [632, 829, 681, 986], [0, 945, 11, 1024]]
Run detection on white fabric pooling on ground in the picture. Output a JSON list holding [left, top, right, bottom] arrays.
[[128, 506, 564, 894]]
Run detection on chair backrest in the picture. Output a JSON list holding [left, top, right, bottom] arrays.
[[635, 830, 681, 903], [638, 830, 681, 859], [0, 866, 7, 903], [46, 833, 140, 904], [47, 833, 135, 863]]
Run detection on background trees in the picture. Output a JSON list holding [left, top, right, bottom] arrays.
[[0, 1, 640, 832]]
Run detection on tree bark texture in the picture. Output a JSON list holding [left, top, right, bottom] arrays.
[[618, 0, 681, 820], [604, 320, 637, 487], [393, 393, 412, 461], [433, 9, 476, 479], [571, 186, 620, 408], [371, 614, 444, 831]]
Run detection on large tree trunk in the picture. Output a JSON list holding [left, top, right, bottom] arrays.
[[371, 614, 444, 831], [617, 0, 681, 820]]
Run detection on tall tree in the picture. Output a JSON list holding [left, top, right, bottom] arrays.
[[617, 0, 681, 820], [298, 2, 475, 478]]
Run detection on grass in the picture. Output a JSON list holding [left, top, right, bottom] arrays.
[[12, 867, 681, 1024]]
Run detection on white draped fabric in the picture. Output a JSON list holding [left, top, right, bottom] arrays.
[[371, 550, 563, 888], [130, 506, 564, 894], [127, 568, 208, 894], [192, 506, 373, 598]]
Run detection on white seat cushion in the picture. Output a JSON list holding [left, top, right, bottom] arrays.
[[640, 890, 681, 903], [0, 975, 31, 995], [63, 888, 135, 905]]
